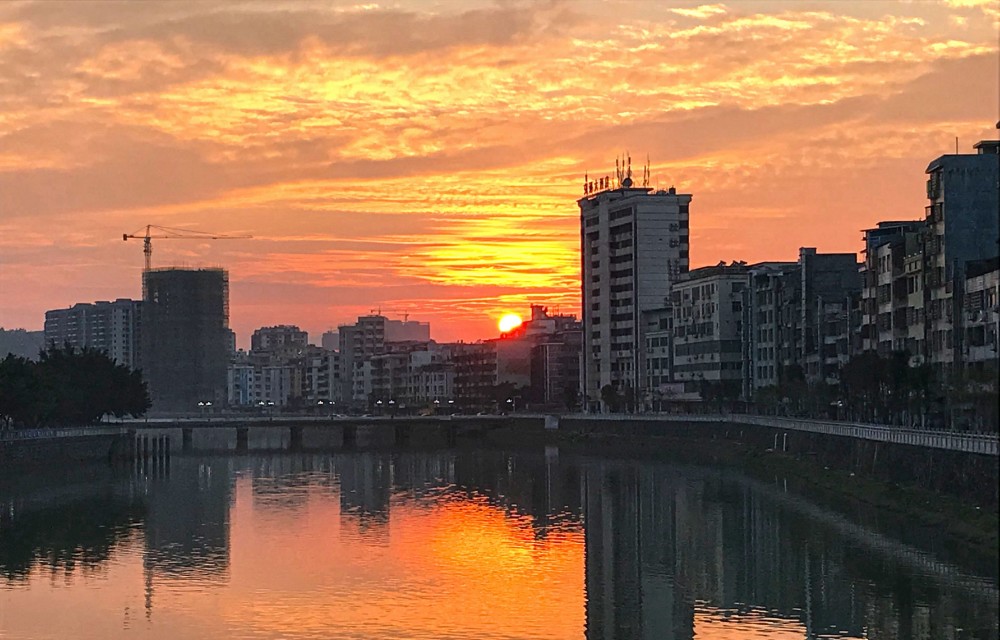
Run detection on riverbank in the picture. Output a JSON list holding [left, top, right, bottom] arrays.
[[529, 428, 999, 573]]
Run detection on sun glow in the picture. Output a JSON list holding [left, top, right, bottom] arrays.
[[498, 313, 523, 333]]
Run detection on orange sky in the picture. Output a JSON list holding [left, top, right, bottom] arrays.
[[0, 0, 997, 345]]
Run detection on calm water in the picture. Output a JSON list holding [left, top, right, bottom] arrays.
[[1, 444, 997, 639]]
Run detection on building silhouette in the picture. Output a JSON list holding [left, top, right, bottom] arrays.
[[142, 268, 229, 412]]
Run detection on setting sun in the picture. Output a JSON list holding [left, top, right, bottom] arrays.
[[498, 313, 523, 334]]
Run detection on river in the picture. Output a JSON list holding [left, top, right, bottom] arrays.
[[1, 446, 996, 639]]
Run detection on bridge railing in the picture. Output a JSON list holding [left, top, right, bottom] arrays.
[[0, 426, 129, 442]]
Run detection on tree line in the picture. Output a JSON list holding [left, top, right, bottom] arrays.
[[0, 345, 150, 429]]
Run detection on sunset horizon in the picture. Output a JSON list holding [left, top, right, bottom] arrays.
[[1, 0, 997, 345]]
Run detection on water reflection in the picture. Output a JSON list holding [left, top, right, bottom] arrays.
[[0, 450, 996, 639]]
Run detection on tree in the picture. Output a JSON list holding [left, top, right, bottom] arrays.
[[0, 345, 150, 428], [600, 384, 621, 413], [562, 383, 579, 411]]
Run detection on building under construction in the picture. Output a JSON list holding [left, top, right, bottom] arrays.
[[142, 268, 229, 412]]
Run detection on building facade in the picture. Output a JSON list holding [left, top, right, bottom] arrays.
[[671, 263, 747, 393], [579, 182, 691, 412], [923, 139, 1000, 374], [744, 262, 798, 397], [143, 268, 229, 412], [859, 222, 924, 358], [43, 298, 143, 370]]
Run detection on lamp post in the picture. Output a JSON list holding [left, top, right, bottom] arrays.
[[434, 399, 440, 415], [506, 397, 514, 414], [375, 399, 383, 416], [388, 399, 396, 419], [448, 399, 455, 415]]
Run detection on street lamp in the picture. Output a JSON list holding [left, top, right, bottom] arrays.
[[506, 397, 515, 413], [376, 399, 383, 415], [388, 399, 396, 418]]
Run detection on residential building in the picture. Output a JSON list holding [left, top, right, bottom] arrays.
[[642, 307, 673, 403], [338, 315, 431, 410], [321, 330, 339, 351], [43, 298, 143, 369], [579, 176, 691, 412], [963, 257, 999, 372], [799, 248, 861, 385], [923, 139, 1000, 374], [670, 262, 747, 393], [529, 312, 583, 409], [859, 221, 924, 358], [744, 262, 798, 397], [0, 328, 44, 360], [251, 325, 308, 353], [143, 269, 229, 412]]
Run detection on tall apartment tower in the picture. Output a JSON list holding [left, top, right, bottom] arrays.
[[923, 139, 1000, 374], [579, 173, 691, 412], [43, 298, 143, 369], [142, 268, 229, 412]]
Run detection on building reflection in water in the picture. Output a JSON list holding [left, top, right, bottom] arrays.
[[0, 449, 997, 640]]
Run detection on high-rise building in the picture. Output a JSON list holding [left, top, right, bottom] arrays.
[[43, 299, 142, 369], [671, 263, 747, 393], [744, 262, 798, 397], [579, 180, 691, 412], [923, 139, 1000, 374], [142, 268, 229, 412]]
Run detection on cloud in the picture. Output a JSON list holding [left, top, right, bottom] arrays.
[[0, 0, 996, 340], [669, 4, 728, 19]]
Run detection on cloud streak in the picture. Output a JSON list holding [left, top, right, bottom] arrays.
[[0, 0, 996, 344]]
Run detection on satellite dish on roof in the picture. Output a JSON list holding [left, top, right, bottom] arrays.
[[622, 176, 633, 188]]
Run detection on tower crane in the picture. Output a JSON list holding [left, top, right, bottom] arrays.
[[123, 224, 252, 271]]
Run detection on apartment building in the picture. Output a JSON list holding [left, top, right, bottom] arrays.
[[964, 257, 1000, 372], [671, 263, 747, 392], [923, 139, 1000, 374], [44, 298, 143, 370], [579, 178, 690, 412], [744, 262, 798, 397], [859, 221, 924, 358]]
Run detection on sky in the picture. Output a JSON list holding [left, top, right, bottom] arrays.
[[0, 0, 997, 346]]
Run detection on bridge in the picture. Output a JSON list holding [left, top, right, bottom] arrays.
[[4, 413, 996, 457]]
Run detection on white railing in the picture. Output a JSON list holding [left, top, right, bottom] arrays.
[[559, 413, 998, 456], [729, 415, 998, 455], [0, 426, 128, 442]]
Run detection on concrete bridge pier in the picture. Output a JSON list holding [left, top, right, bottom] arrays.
[[289, 426, 303, 452], [236, 427, 249, 453], [182, 428, 193, 452], [342, 425, 356, 450], [394, 423, 409, 447]]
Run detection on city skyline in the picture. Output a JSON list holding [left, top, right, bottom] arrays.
[[1, 1, 997, 344]]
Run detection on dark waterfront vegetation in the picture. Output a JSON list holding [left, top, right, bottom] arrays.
[[0, 446, 996, 639], [0, 345, 150, 428]]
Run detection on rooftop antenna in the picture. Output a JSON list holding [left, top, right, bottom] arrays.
[[955, 136, 959, 154], [642, 154, 650, 188]]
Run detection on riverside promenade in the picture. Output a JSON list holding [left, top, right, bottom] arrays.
[[105, 412, 998, 457]]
